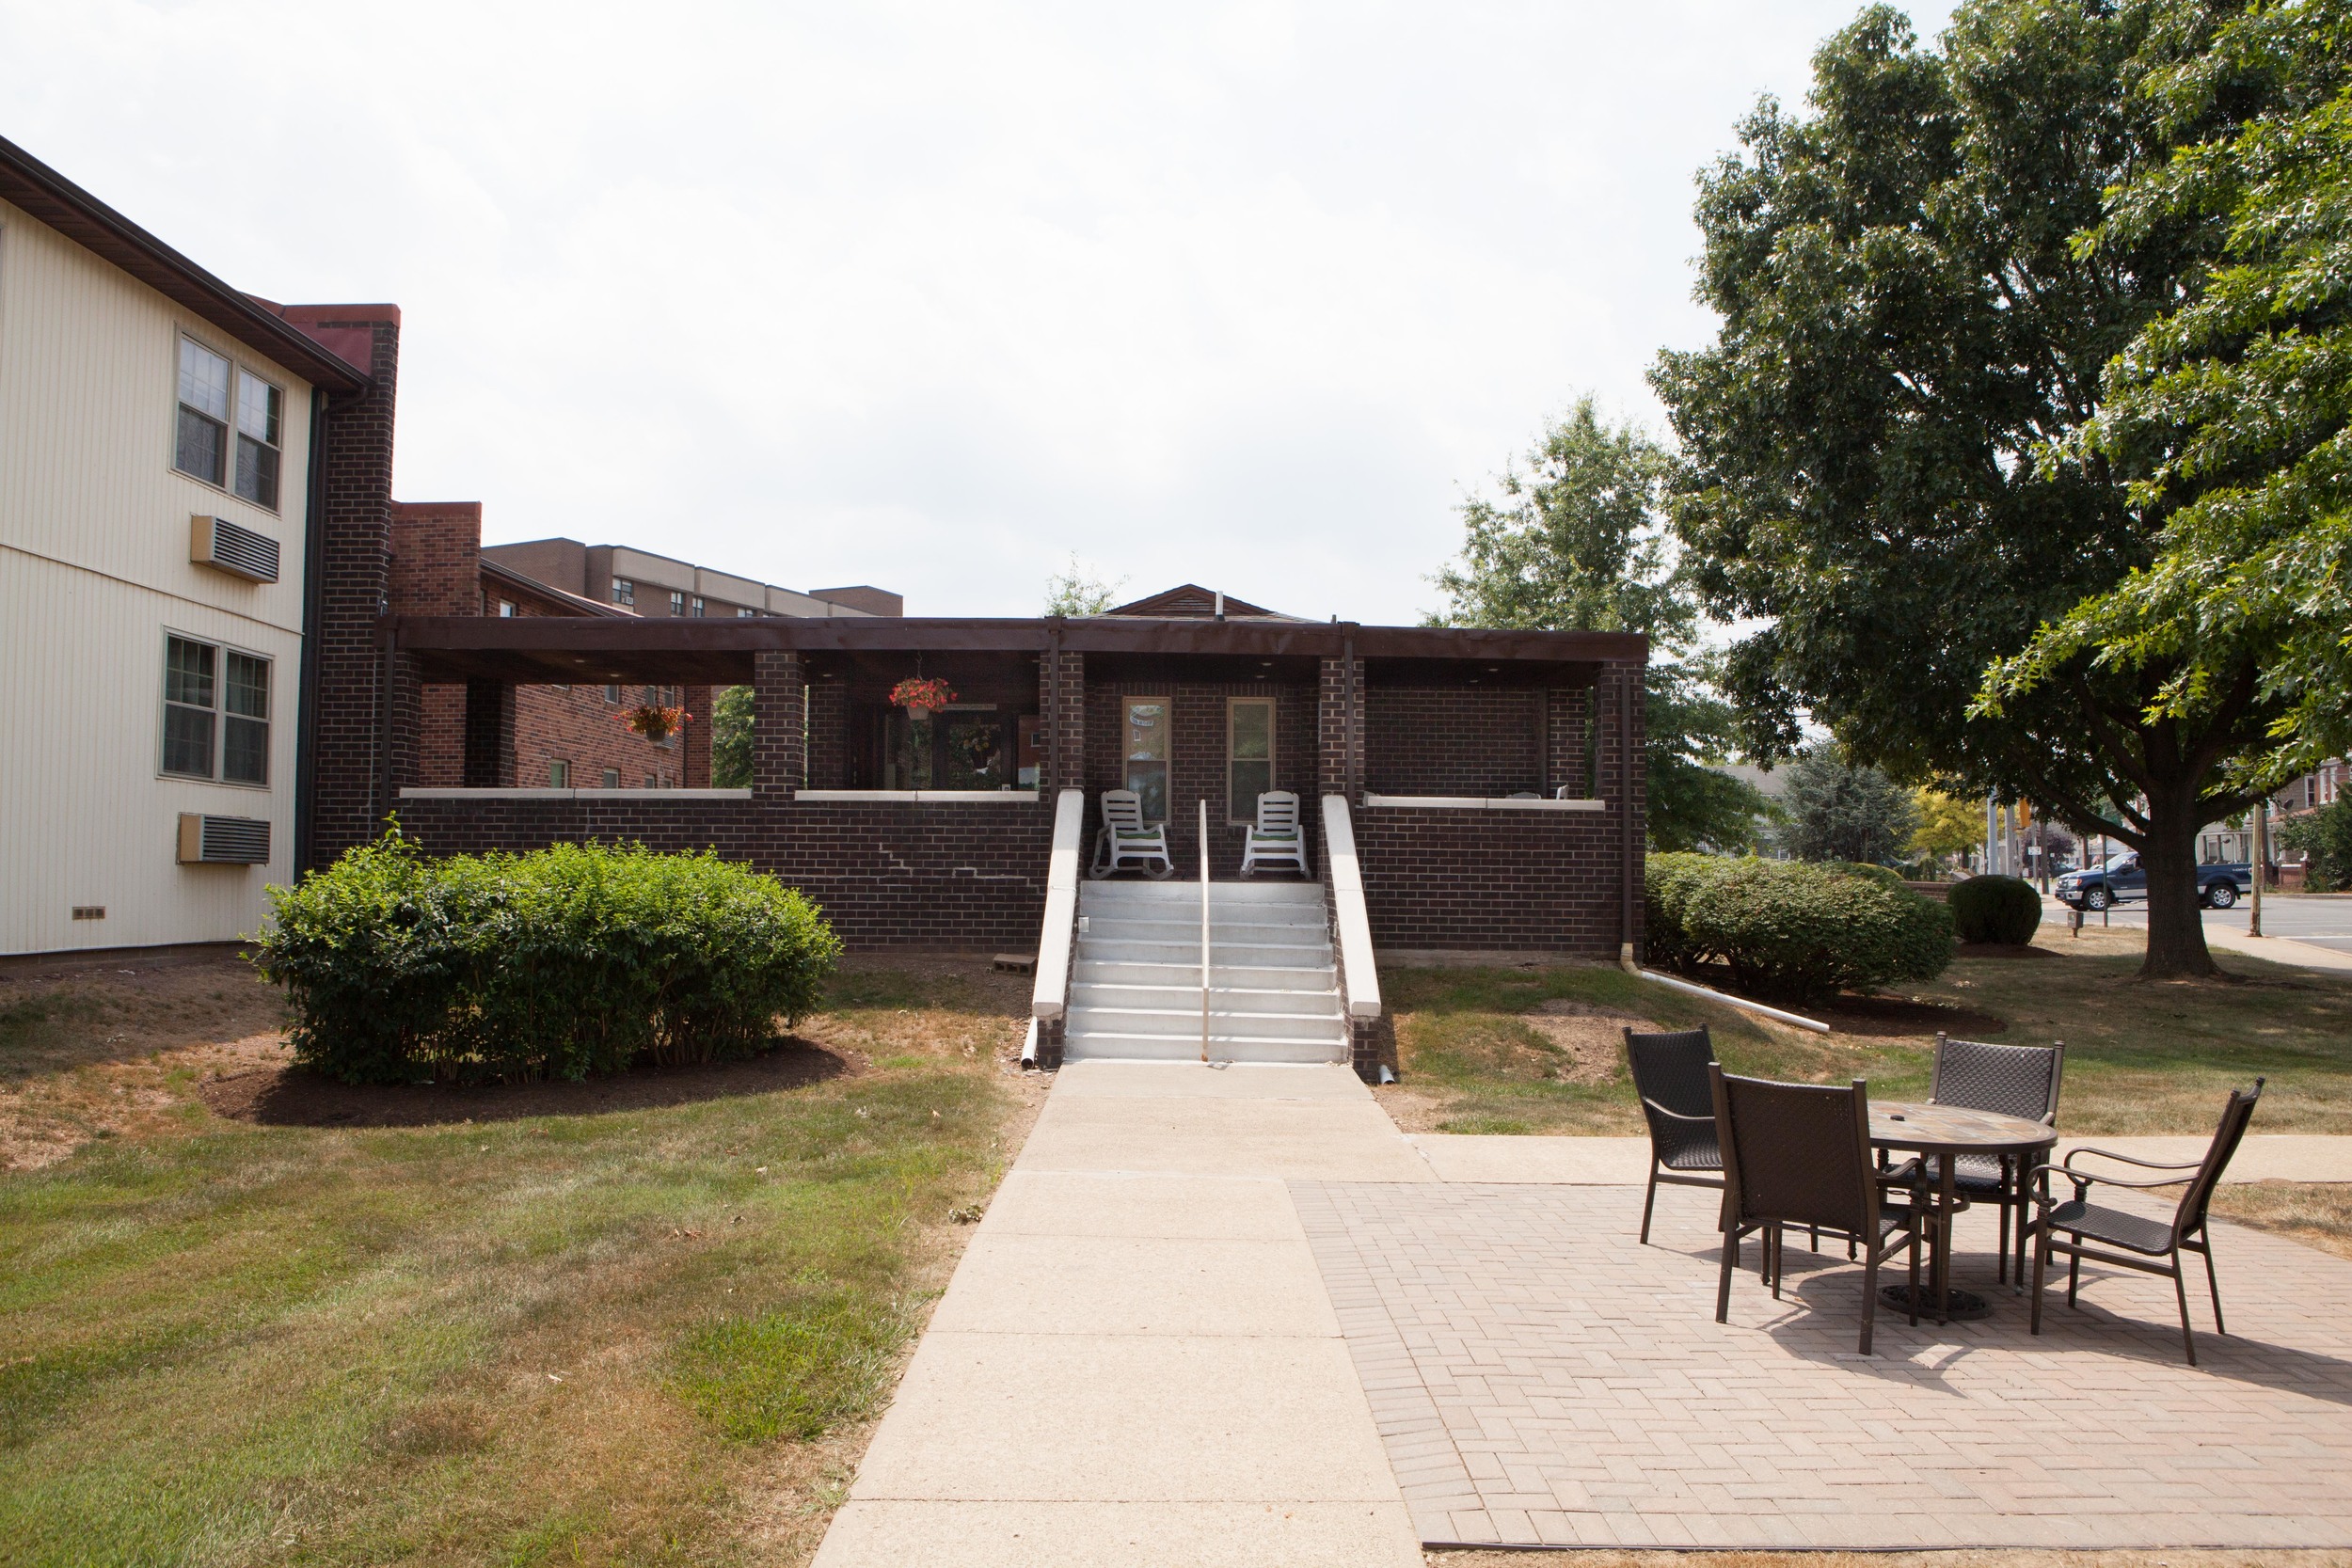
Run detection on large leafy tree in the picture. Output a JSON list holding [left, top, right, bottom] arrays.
[[1982, 0, 2352, 774], [1432, 398, 1768, 852], [1654, 0, 2270, 977]]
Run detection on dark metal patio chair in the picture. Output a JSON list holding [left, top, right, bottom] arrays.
[[1708, 1066, 1925, 1355], [2027, 1079, 2264, 1367], [1624, 1027, 1722, 1244], [1926, 1034, 2066, 1284]]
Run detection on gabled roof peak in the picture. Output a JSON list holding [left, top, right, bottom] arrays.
[[1101, 583, 1303, 621]]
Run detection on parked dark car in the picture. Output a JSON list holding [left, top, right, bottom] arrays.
[[2056, 852, 2252, 911]]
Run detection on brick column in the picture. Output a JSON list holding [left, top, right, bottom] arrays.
[[1596, 661, 1646, 957], [682, 684, 714, 787], [1317, 648, 1364, 799], [754, 649, 805, 800], [381, 645, 423, 822], [1041, 644, 1086, 791]]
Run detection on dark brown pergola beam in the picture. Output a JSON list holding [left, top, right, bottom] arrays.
[[382, 614, 1646, 687]]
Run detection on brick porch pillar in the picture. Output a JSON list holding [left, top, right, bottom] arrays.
[[1550, 686, 1591, 798], [1317, 640, 1363, 800], [461, 679, 516, 787], [1041, 639, 1086, 791], [754, 649, 805, 801]]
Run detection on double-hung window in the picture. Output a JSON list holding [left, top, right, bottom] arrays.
[[1228, 698, 1274, 823], [612, 578, 635, 607], [1121, 698, 1169, 822], [176, 338, 282, 507], [669, 591, 687, 617], [162, 634, 270, 785]]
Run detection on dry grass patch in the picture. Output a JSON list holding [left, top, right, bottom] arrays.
[[0, 954, 1041, 1568], [1429, 1550, 2352, 1568], [2211, 1180, 2352, 1262]]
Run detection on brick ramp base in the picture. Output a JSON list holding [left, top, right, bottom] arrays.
[[1295, 1180, 2352, 1551]]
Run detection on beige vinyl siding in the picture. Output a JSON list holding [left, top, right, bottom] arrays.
[[0, 198, 315, 955], [0, 198, 311, 635]]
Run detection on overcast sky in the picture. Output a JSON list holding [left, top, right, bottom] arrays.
[[7, 1, 1952, 623]]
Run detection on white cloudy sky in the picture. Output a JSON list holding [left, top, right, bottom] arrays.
[[7, 1, 1950, 622]]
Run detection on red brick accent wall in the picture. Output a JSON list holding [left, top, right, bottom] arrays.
[[389, 798, 1055, 951], [1363, 687, 1543, 798], [507, 683, 711, 789]]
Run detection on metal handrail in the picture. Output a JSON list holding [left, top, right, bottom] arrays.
[[1199, 798, 1211, 1062]]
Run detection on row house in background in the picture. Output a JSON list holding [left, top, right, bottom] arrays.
[[0, 134, 382, 958], [480, 537, 898, 622], [389, 504, 714, 792]]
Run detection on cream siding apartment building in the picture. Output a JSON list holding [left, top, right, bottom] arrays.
[[0, 136, 372, 958]]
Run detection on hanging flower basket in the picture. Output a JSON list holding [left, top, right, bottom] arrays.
[[623, 704, 691, 742], [889, 676, 957, 722]]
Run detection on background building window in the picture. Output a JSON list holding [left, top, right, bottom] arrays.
[[548, 760, 571, 787], [669, 591, 686, 616], [604, 684, 622, 703], [496, 599, 516, 617], [738, 607, 756, 617], [233, 372, 281, 507], [691, 596, 706, 617], [1228, 697, 1274, 822], [175, 339, 231, 486], [602, 768, 621, 788], [162, 634, 268, 785], [612, 578, 635, 607]]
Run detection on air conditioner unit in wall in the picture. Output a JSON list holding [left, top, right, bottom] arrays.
[[178, 813, 270, 864], [190, 515, 280, 583]]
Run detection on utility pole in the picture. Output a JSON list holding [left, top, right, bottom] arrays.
[[1985, 794, 1998, 879], [2251, 795, 2268, 938]]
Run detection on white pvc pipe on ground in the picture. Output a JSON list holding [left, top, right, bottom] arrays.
[[1619, 955, 1832, 1034]]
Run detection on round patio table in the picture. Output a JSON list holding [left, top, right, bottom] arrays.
[[1869, 1101, 2058, 1324]]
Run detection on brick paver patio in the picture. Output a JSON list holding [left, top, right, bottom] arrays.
[[1295, 1180, 2352, 1551]]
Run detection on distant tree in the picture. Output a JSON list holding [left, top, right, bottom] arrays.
[[1779, 752, 1919, 865], [1909, 789, 1983, 869], [1430, 397, 1768, 852], [710, 684, 754, 789], [2280, 800, 2352, 892], [1045, 556, 1125, 617]]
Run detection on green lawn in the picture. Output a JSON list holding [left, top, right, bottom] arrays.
[[0, 961, 1027, 1568], [1378, 925, 2352, 1137]]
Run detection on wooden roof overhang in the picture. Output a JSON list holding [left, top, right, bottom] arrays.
[[384, 614, 1646, 687]]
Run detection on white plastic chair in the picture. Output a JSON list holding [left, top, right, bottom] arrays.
[[1240, 790, 1309, 878], [1089, 789, 1174, 879]]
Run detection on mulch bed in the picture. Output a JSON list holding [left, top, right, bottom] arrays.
[[1668, 961, 2008, 1038], [199, 1038, 856, 1129]]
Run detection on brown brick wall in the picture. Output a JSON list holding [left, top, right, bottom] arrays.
[[389, 798, 1055, 951], [1083, 678, 1317, 878], [1354, 807, 1628, 953], [1364, 687, 1544, 798]]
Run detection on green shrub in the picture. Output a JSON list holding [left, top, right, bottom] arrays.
[[1947, 874, 2042, 944], [253, 826, 839, 1084], [1644, 852, 1955, 1004], [2280, 799, 2352, 893]]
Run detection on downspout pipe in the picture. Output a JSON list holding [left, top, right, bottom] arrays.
[[292, 388, 334, 876]]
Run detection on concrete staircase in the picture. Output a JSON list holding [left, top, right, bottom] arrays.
[[1063, 879, 1346, 1063]]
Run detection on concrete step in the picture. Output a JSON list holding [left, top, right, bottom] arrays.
[[1076, 958, 1338, 990], [1081, 880, 1325, 906], [1082, 916, 1328, 943], [1066, 1004, 1345, 1042], [1073, 981, 1342, 1015], [1078, 937, 1332, 967], [1059, 1030, 1346, 1065]]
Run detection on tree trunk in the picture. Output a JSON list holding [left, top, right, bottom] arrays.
[[2137, 792, 2220, 980]]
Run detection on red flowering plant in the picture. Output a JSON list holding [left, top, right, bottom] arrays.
[[888, 676, 957, 719], [622, 704, 691, 742]]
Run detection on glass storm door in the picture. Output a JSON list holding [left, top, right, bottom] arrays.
[[1122, 699, 1169, 821], [1228, 697, 1273, 822]]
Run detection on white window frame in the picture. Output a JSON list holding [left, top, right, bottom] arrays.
[[157, 629, 272, 788], [172, 332, 285, 513]]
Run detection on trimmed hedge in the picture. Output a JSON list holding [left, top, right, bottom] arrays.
[[253, 828, 840, 1084], [1645, 852, 1955, 1004], [1948, 874, 2042, 945]]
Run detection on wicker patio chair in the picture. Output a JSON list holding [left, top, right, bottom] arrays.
[[1624, 1027, 1723, 1245], [1708, 1066, 1925, 1354], [1926, 1034, 2066, 1284], [2027, 1079, 2263, 1367]]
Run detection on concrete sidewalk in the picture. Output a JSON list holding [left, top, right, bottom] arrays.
[[1410, 1132, 2352, 1184], [811, 1060, 1436, 1568]]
